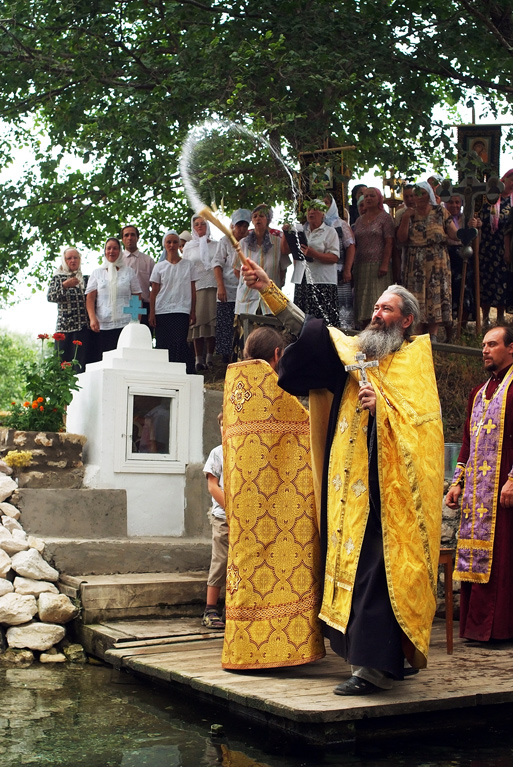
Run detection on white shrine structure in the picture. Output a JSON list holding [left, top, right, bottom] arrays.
[[66, 324, 204, 537]]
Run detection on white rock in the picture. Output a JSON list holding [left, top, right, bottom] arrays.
[[6, 622, 65, 651], [0, 526, 12, 543], [0, 549, 12, 578], [0, 578, 13, 596], [10, 550, 59, 582], [0, 476, 17, 503], [40, 650, 66, 663], [2, 516, 22, 532], [0, 502, 20, 519], [27, 536, 45, 554], [0, 460, 13, 476], [12, 528, 27, 542], [0, 593, 38, 624], [38, 593, 78, 624], [13, 577, 59, 596], [0, 535, 29, 556]]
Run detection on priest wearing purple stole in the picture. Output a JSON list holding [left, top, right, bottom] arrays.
[[446, 326, 513, 641]]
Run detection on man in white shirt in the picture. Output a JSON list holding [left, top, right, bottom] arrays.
[[121, 224, 155, 326]]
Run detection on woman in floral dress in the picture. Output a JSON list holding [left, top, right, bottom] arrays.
[[397, 182, 458, 342]]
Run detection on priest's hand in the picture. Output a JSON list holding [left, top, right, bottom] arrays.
[[242, 258, 271, 293], [500, 479, 513, 508], [358, 382, 376, 416], [445, 485, 462, 509]]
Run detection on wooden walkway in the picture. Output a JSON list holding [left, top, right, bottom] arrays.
[[76, 618, 513, 744]]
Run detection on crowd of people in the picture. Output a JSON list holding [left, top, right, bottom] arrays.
[[47, 171, 513, 374]]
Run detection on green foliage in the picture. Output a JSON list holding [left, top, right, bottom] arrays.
[[0, 0, 512, 297], [4, 334, 81, 432], [0, 330, 37, 410]]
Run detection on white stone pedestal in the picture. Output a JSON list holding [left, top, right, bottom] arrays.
[[66, 325, 203, 536]]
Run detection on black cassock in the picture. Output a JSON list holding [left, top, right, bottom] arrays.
[[278, 317, 404, 678]]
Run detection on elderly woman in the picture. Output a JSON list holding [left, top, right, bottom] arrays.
[[349, 183, 368, 224], [47, 247, 90, 371], [352, 187, 395, 328], [85, 237, 142, 355], [397, 182, 458, 341], [149, 230, 196, 372], [182, 214, 218, 372], [282, 199, 340, 326], [235, 204, 290, 317]]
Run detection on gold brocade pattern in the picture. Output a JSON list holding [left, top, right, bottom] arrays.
[[260, 281, 289, 314], [317, 330, 444, 668], [222, 359, 325, 669]]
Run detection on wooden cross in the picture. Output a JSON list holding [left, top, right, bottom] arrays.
[[344, 352, 379, 386], [123, 295, 147, 322]]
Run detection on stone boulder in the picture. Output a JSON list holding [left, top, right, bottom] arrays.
[[2, 516, 23, 533], [0, 502, 20, 519], [0, 460, 13, 476], [0, 549, 12, 578], [13, 577, 59, 597], [38, 593, 79, 624], [40, 649, 66, 663], [0, 593, 38, 625], [6, 622, 66, 651], [0, 648, 34, 667], [0, 528, 29, 556], [0, 579, 13, 597], [0, 476, 16, 503], [10, 550, 59, 582], [27, 536, 45, 554]]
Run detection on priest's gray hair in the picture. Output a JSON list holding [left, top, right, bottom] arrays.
[[385, 284, 420, 338]]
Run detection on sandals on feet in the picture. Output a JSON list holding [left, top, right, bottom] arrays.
[[202, 608, 225, 630], [333, 675, 382, 696]]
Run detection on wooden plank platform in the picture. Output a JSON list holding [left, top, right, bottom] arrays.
[[75, 617, 513, 744]]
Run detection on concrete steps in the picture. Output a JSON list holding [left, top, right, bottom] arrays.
[[61, 572, 208, 623], [44, 536, 211, 575]]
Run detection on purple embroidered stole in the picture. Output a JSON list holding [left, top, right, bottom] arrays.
[[453, 365, 513, 583]]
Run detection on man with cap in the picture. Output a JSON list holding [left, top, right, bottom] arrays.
[[212, 209, 252, 362], [121, 224, 155, 326]]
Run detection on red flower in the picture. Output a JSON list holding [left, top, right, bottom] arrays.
[[37, 397, 44, 403], [37, 333, 50, 340], [72, 340, 83, 346], [61, 361, 72, 369], [53, 333, 66, 342], [11, 401, 15, 406], [31, 402, 38, 409], [23, 401, 30, 407], [39, 406, 44, 411]]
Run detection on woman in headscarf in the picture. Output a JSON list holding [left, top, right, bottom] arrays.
[[149, 230, 196, 373], [351, 187, 395, 328], [282, 199, 340, 326], [324, 193, 356, 329], [477, 169, 513, 326], [47, 247, 90, 371], [397, 181, 458, 341], [182, 214, 218, 372], [85, 237, 142, 355]]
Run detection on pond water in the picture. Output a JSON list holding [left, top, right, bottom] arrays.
[[1, 663, 513, 767]]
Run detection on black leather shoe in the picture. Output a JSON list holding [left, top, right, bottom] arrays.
[[333, 676, 382, 696]]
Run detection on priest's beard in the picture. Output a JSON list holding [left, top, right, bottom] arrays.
[[358, 318, 405, 360]]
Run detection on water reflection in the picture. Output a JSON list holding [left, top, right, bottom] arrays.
[[0, 664, 513, 766]]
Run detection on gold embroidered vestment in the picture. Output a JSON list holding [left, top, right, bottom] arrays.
[[222, 359, 325, 669]]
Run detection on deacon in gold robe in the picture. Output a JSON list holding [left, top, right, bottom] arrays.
[[222, 326, 325, 669], [241, 259, 444, 695]]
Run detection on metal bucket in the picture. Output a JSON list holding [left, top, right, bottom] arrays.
[[444, 442, 462, 480]]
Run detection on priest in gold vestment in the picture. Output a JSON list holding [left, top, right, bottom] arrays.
[[241, 259, 444, 695], [222, 326, 325, 669]]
